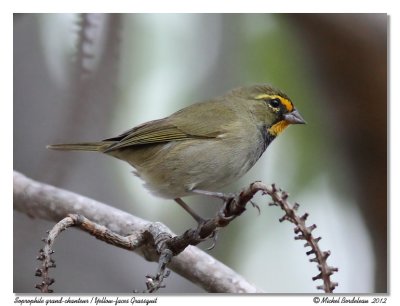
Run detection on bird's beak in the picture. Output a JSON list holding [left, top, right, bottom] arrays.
[[284, 109, 306, 124]]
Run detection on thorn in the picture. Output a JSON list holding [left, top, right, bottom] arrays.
[[250, 200, 261, 215], [35, 269, 42, 277], [306, 249, 315, 256], [279, 215, 288, 223], [35, 284, 42, 290], [208, 229, 220, 250], [330, 282, 339, 290], [48, 289, 54, 293], [316, 285, 324, 291], [323, 250, 331, 259], [309, 257, 318, 263], [304, 242, 310, 247], [314, 237, 322, 243], [294, 226, 300, 234], [293, 202, 300, 211], [46, 278, 55, 286], [280, 214, 294, 223], [307, 224, 317, 232], [281, 192, 289, 200], [327, 266, 339, 275], [268, 202, 278, 206], [46, 230, 50, 234], [36, 254, 45, 261], [145, 278, 154, 289], [41, 238, 48, 243], [300, 213, 309, 221], [312, 273, 322, 281], [295, 234, 305, 240]]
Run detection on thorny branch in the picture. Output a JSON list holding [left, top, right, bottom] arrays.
[[14, 171, 261, 294], [266, 183, 339, 292], [14, 171, 338, 293]]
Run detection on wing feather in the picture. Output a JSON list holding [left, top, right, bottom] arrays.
[[103, 119, 213, 152], [104, 100, 236, 152]]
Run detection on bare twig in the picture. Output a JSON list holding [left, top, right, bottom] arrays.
[[35, 217, 74, 293], [34, 214, 155, 292]]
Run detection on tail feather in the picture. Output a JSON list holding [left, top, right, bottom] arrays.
[[46, 142, 112, 152]]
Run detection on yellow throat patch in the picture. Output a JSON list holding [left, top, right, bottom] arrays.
[[268, 120, 290, 136]]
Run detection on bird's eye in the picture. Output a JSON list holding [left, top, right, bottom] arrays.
[[269, 98, 281, 108]]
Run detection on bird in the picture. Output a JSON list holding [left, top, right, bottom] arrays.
[[47, 84, 305, 223]]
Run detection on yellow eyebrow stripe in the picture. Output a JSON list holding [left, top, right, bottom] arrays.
[[255, 94, 294, 112]]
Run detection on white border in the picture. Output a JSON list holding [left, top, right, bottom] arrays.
[[5, 1, 400, 305]]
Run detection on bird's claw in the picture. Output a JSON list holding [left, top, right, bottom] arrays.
[[250, 200, 261, 215]]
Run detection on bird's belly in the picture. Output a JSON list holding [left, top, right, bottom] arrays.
[[111, 137, 265, 199]]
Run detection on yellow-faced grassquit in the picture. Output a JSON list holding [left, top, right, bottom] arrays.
[[48, 84, 305, 222]]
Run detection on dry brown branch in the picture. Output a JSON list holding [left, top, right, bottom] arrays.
[[13, 171, 261, 293], [14, 171, 338, 293]]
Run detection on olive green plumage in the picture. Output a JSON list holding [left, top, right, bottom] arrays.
[[48, 84, 305, 200]]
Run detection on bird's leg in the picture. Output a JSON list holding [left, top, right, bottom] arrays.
[[174, 198, 205, 224], [174, 198, 219, 246], [191, 189, 235, 202], [191, 189, 236, 222]]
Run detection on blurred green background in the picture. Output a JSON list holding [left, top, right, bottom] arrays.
[[13, 13, 387, 293]]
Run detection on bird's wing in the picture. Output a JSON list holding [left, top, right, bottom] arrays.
[[103, 101, 236, 152], [103, 119, 210, 152]]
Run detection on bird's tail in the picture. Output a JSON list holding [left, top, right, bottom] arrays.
[[46, 142, 111, 152]]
